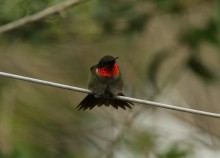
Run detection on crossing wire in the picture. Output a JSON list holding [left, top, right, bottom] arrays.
[[0, 71, 220, 119]]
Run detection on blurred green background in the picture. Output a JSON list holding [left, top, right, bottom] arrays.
[[0, 0, 220, 157]]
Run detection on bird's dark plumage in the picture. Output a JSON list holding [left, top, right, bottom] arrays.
[[76, 93, 133, 111], [77, 55, 134, 111]]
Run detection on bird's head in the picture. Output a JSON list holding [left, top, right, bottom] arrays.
[[96, 55, 119, 77]]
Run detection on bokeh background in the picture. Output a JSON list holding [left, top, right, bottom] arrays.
[[0, 0, 220, 157]]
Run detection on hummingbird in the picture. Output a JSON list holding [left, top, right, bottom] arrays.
[[76, 55, 134, 111]]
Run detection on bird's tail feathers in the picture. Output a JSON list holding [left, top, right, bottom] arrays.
[[76, 93, 134, 111]]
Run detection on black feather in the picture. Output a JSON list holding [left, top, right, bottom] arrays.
[[77, 93, 134, 111]]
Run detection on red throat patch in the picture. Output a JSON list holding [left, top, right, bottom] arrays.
[[97, 64, 119, 77]]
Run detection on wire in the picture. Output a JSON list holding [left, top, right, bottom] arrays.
[[0, 71, 220, 119], [0, 72, 91, 94]]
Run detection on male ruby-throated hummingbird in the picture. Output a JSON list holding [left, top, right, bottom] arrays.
[[77, 55, 134, 110]]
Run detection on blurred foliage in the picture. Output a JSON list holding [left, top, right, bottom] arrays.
[[147, 9, 220, 88], [1, 0, 220, 158], [187, 54, 217, 81], [92, 0, 150, 34], [157, 143, 191, 158], [124, 129, 157, 155], [147, 50, 174, 89], [181, 19, 219, 48], [153, 0, 184, 14], [2, 0, 150, 43]]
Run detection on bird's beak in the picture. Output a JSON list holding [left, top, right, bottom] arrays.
[[111, 57, 119, 64], [111, 57, 119, 63], [114, 57, 119, 60]]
